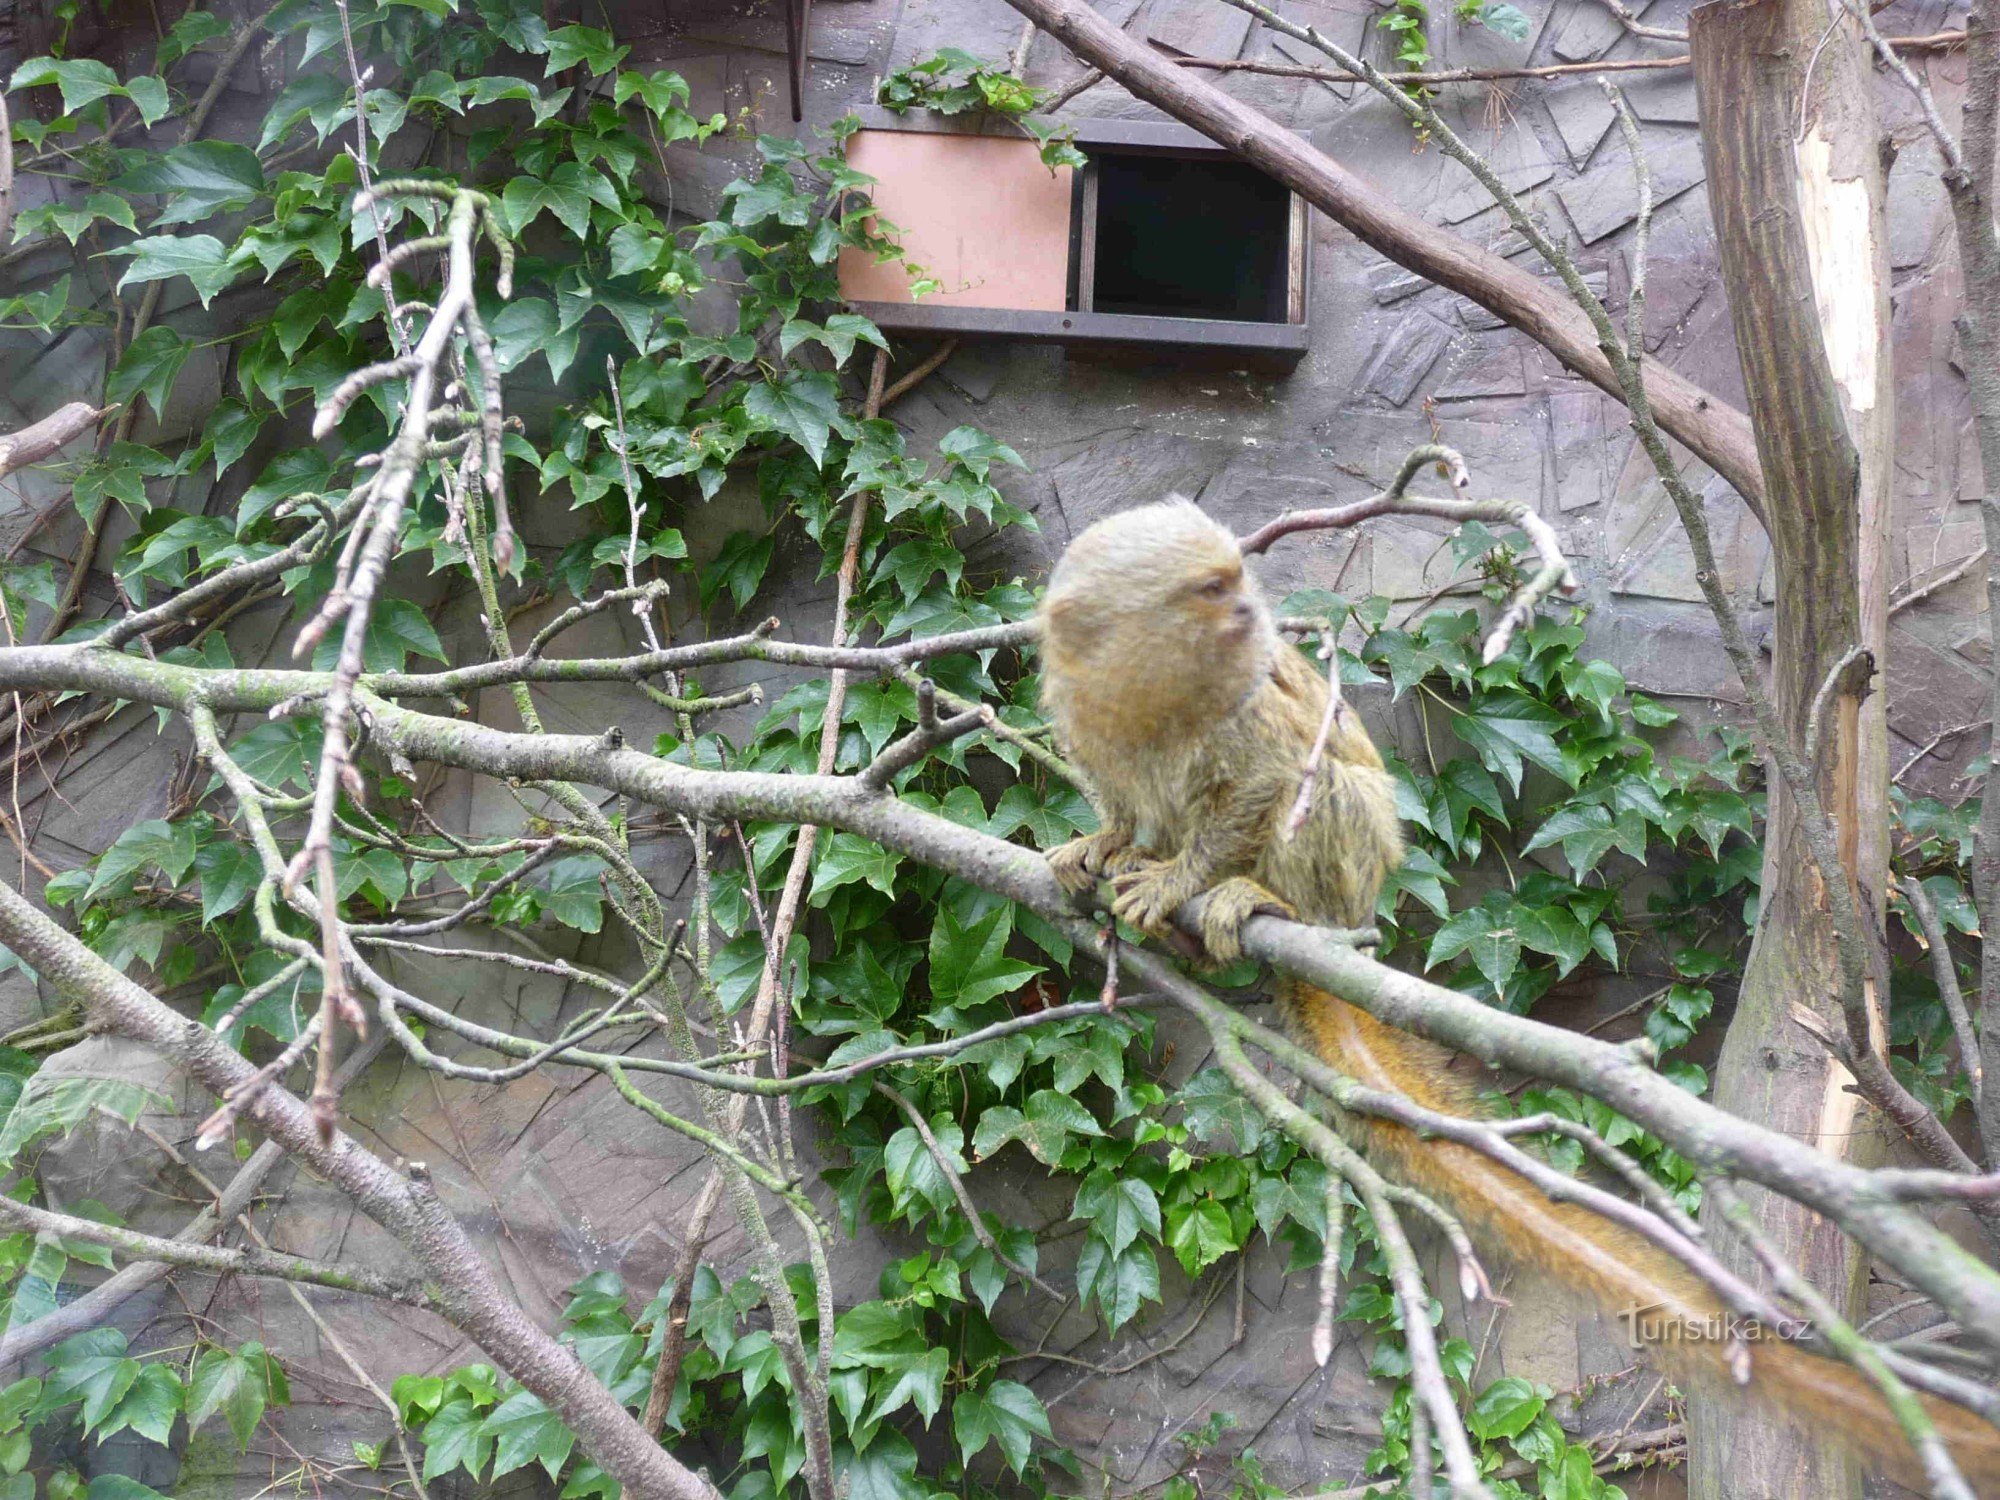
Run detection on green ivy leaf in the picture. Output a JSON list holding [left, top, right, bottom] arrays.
[[502, 173, 594, 239], [744, 373, 845, 468], [9, 57, 124, 113], [420, 1396, 494, 1482], [87, 817, 200, 899], [698, 531, 775, 614], [117, 141, 267, 226], [1450, 691, 1571, 794], [544, 23, 629, 76], [239, 448, 335, 534], [1515, 903, 1591, 977], [482, 1387, 575, 1481], [883, 1119, 962, 1216], [1074, 1237, 1161, 1330], [192, 840, 260, 925], [1176, 1068, 1266, 1152], [928, 902, 1042, 1012], [111, 235, 244, 308], [44, 1330, 141, 1433], [866, 1346, 948, 1427], [106, 326, 190, 420], [971, 1089, 1101, 1166], [951, 1380, 1051, 1476], [1165, 1198, 1236, 1277], [83, 1479, 170, 1500], [187, 1342, 287, 1452], [95, 1364, 182, 1446], [1427, 899, 1523, 994], [202, 401, 265, 480], [1466, 1376, 1545, 1440], [536, 856, 608, 933], [308, 597, 447, 673], [1474, 0, 1534, 40], [1249, 1160, 1329, 1240], [840, 1430, 926, 1500], [937, 424, 1024, 481], [1073, 1169, 1160, 1257]]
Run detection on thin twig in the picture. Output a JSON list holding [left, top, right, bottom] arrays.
[[874, 1081, 1061, 1298]]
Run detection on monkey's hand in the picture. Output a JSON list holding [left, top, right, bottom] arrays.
[[1048, 828, 1145, 897]]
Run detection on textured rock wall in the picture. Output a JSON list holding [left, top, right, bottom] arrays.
[[0, 0, 1986, 1492]]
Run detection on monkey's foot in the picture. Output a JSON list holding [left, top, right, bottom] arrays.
[[1195, 878, 1295, 965], [1048, 831, 1142, 896], [1108, 862, 1200, 943]]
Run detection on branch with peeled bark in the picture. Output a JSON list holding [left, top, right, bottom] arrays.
[[1844, 0, 2000, 1182]]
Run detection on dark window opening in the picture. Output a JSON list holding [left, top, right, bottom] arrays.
[[1090, 151, 1292, 323]]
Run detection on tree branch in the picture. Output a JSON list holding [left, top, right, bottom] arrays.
[[0, 404, 114, 482], [992, 0, 1768, 513], [0, 874, 724, 1500]]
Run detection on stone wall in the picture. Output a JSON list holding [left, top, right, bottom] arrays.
[[0, 0, 1986, 1492]]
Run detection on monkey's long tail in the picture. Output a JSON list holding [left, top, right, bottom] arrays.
[[1292, 983, 2000, 1491]]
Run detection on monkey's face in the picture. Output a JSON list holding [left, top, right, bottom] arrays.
[[1171, 554, 1261, 649], [1041, 497, 1277, 724]]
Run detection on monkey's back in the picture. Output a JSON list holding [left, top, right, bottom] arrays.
[[1242, 647, 1404, 929]]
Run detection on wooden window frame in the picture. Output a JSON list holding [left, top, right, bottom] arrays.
[[842, 106, 1313, 369]]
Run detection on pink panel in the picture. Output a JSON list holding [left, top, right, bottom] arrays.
[[837, 129, 1074, 310]]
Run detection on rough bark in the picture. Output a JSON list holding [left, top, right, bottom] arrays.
[[1688, 0, 1896, 1493], [1953, 11, 2000, 1177], [992, 0, 1770, 515]]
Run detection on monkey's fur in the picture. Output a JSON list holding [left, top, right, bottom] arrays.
[[1039, 497, 2000, 1490]]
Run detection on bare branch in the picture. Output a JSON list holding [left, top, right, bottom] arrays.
[[0, 1181, 427, 1303], [0, 403, 114, 481], [859, 678, 993, 789], [1239, 443, 1580, 664], [0, 875, 724, 1500], [1711, 1181, 1978, 1500]]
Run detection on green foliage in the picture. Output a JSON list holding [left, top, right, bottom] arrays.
[[0, 1328, 289, 1492], [875, 50, 1085, 172], [1888, 783, 1988, 1120], [1375, 0, 1533, 79], [398, 1267, 1064, 1497]]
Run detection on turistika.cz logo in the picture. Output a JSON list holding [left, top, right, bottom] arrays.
[[1617, 1303, 1799, 1349]]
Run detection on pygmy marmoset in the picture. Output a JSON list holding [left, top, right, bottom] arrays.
[[1036, 495, 1999, 1490]]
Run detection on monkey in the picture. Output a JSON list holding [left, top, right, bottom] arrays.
[[1037, 495, 2000, 1491]]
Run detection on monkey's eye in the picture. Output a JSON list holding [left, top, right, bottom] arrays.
[[1198, 577, 1231, 600]]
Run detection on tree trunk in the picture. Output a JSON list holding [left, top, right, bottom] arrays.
[[1687, 0, 1895, 1494]]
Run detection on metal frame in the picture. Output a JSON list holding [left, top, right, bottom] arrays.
[[847, 107, 1313, 368]]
